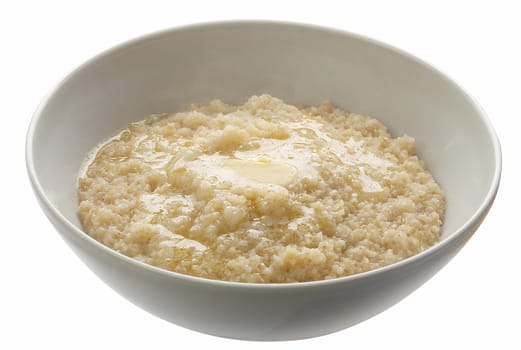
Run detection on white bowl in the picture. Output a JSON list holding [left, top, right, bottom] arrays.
[[26, 21, 501, 340]]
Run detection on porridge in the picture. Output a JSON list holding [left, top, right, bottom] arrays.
[[77, 95, 444, 283]]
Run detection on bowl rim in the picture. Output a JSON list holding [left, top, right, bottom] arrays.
[[25, 19, 502, 290]]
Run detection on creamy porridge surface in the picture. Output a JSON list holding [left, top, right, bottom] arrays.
[[78, 95, 444, 283]]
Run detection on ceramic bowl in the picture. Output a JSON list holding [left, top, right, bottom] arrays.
[[26, 21, 501, 340]]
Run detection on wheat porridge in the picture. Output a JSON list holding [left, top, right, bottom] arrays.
[[77, 95, 444, 283]]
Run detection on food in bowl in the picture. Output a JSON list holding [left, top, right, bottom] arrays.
[[77, 94, 444, 283], [28, 21, 500, 340]]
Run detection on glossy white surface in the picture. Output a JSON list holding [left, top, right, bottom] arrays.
[[26, 21, 500, 340]]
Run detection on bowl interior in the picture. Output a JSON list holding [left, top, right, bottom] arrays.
[[29, 22, 498, 244]]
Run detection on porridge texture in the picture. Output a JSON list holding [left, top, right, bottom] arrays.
[[78, 95, 444, 283]]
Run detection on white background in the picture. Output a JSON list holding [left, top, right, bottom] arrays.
[[1, 0, 519, 348]]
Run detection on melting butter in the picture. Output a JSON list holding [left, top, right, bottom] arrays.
[[172, 119, 394, 193], [221, 159, 297, 186]]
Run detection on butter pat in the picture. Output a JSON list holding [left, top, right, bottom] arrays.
[[221, 159, 297, 186]]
